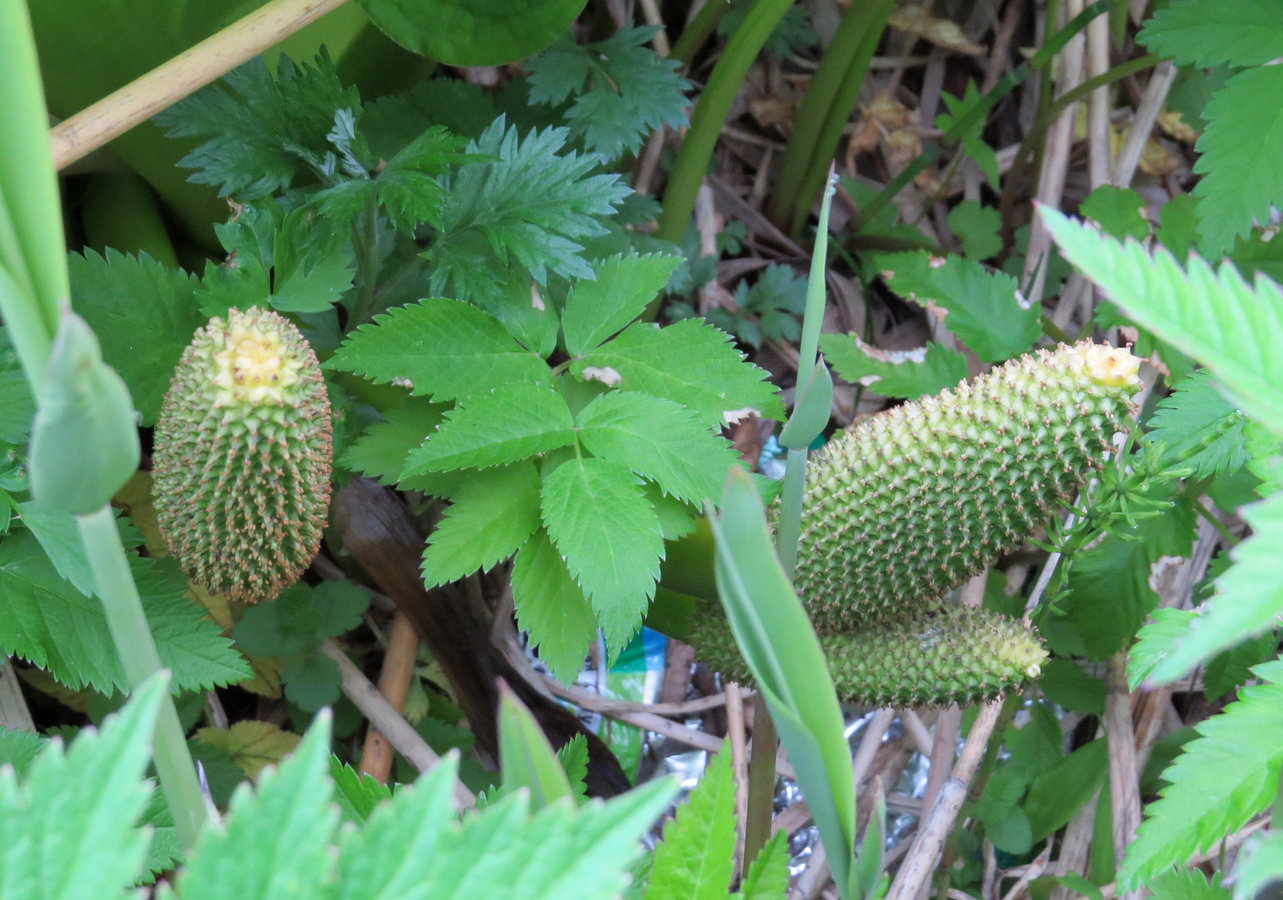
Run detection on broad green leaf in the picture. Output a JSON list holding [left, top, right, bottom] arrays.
[[562, 254, 683, 357], [709, 468, 856, 897], [326, 297, 551, 402], [499, 685, 574, 811], [1118, 660, 1283, 890], [1025, 738, 1109, 842], [873, 251, 1041, 362], [1079, 185, 1150, 241], [1043, 206, 1283, 434], [421, 462, 543, 586], [67, 249, 202, 426], [177, 714, 337, 900], [330, 757, 393, 826], [193, 721, 301, 781], [1234, 830, 1283, 900], [946, 200, 1002, 260], [17, 499, 97, 596], [0, 531, 249, 694], [233, 580, 368, 659], [820, 334, 967, 399], [401, 383, 575, 474], [357, 0, 588, 66], [511, 528, 598, 683], [1145, 370, 1250, 478], [1058, 533, 1160, 661], [644, 742, 735, 900], [737, 832, 790, 900], [575, 391, 738, 505], [573, 319, 784, 425], [0, 674, 165, 900], [1139, 491, 1283, 682], [1138, 0, 1283, 66], [29, 309, 140, 515], [281, 651, 342, 712], [541, 457, 663, 654]]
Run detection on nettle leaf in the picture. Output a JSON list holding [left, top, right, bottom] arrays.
[[1044, 208, 1283, 434], [873, 251, 1041, 362], [1138, 0, 1283, 67], [1145, 370, 1250, 478], [1192, 66, 1283, 257], [1118, 659, 1283, 890], [821, 335, 967, 399], [572, 319, 783, 425], [576, 391, 738, 505], [1138, 491, 1283, 683], [68, 249, 202, 427], [644, 743, 736, 900], [157, 53, 363, 199], [526, 26, 689, 159], [541, 457, 664, 654], [512, 528, 598, 683], [0, 531, 248, 693], [429, 119, 629, 295], [177, 715, 337, 899], [401, 383, 575, 475], [422, 462, 543, 586], [339, 399, 449, 485], [0, 675, 165, 900], [326, 298, 551, 401], [562, 253, 683, 357]]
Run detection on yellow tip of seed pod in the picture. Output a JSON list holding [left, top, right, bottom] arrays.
[[1069, 341, 1142, 389], [209, 307, 304, 407]]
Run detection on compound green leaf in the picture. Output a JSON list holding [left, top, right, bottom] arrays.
[[421, 461, 543, 586], [511, 528, 597, 684], [541, 457, 663, 654], [562, 254, 682, 357]]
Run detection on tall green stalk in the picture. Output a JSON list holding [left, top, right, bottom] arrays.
[[654, 0, 794, 246], [769, 0, 895, 237]]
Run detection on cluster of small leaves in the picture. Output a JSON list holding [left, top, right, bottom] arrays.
[[719, 0, 818, 59], [328, 253, 781, 678], [525, 26, 690, 160]]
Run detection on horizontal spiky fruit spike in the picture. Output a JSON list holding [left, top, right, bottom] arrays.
[[685, 606, 1048, 708], [797, 341, 1140, 633], [153, 307, 332, 604]]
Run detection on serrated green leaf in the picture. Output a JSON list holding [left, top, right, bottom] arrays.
[[402, 383, 575, 475], [873, 251, 1041, 362], [562, 254, 683, 357], [330, 757, 393, 826], [17, 500, 97, 596], [1118, 660, 1283, 890], [177, 713, 337, 900], [1149, 867, 1230, 900], [421, 461, 542, 585], [1146, 370, 1250, 477], [357, 0, 588, 66], [1192, 66, 1283, 256], [326, 297, 551, 402], [282, 650, 342, 712], [67, 249, 202, 426], [1234, 830, 1283, 900], [820, 335, 967, 399], [1142, 491, 1283, 682], [1138, 0, 1283, 67], [1080, 185, 1151, 242], [526, 27, 689, 159], [575, 391, 738, 505], [947, 200, 1002, 260], [0, 674, 165, 900], [644, 742, 735, 900], [268, 206, 355, 313], [1059, 533, 1160, 661], [737, 831, 790, 900], [1043, 207, 1283, 434], [0, 531, 249, 693], [0, 335, 35, 444], [0, 729, 45, 776], [541, 457, 663, 654], [499, 685, 574, 811], [339, 398, 449, 485], [556, 734, 590, 805], [512, 528, 597, 683], [573, 319, 784, 425]]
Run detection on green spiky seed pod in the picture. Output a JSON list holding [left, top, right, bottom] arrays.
[[153, 307, 332, 604], [797, 341, 1140, 633], [685, 606, 1048, 708]]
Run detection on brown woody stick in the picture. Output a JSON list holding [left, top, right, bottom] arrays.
[[357, 610, 420, 784]]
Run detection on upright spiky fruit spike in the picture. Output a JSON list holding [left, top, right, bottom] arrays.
[[684, 606, 1048, 708], [153, 307, 332, 604], [796, 341, 1141, 633]]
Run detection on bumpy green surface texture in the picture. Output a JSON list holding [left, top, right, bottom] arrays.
[[153, 307, 332, 604], [688, 605, 1049, 707], [796, 342, 1140, 633]]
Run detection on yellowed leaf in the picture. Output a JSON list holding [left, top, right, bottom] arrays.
[[888, 5, 985, 55], [196, 720, 300, 779], [1157, 108, 1198, 143]]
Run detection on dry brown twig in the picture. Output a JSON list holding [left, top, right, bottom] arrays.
[[357, 610, 420, 784]]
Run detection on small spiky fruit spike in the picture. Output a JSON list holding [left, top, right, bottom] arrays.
[[685, 606, 1048, 707], [153, 307, 332, 604], [797, 341, 1140, 633]]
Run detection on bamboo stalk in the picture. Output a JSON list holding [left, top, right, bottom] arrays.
[[50, 0, 351, 171]]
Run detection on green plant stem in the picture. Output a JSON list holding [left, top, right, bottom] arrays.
[[654, 0, 794, 247], [78, 507, 210, 849], [770, 0, 895, 236], [669, 0, 732, 69]]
